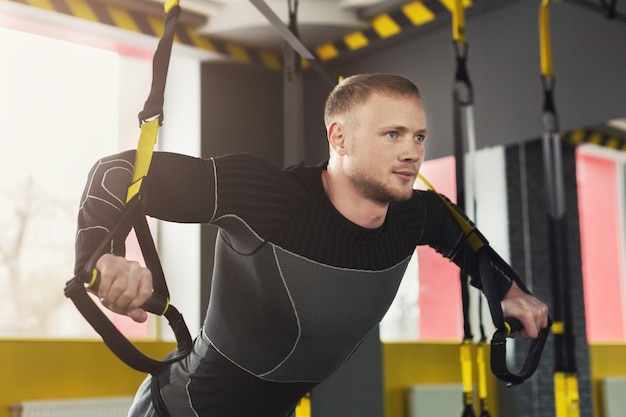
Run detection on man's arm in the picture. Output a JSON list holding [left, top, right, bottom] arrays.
[[74, 150, 216, 321], [418, 190, 549, 339]]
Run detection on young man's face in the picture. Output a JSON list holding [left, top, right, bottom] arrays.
[[343, 93, 427, 203]]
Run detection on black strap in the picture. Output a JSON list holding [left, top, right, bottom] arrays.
[[64, 2, 192, 375], [452, 38, 475, 342], [448, 21, 551, 385], [420, 174, 552, 386], [64, 195, 193, 374], [452, 35, 477, 417], [151, 372, 173, 417], [139, 4, 181, 125], [478, 245, 552, 386]]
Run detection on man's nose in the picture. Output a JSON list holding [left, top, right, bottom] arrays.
[[399, 140, 422, 162]]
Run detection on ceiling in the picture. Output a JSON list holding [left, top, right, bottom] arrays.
[[4, 0, 623, 65], [150, 0, 412, 52]]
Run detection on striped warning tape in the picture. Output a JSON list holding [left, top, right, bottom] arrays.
[[315, 0, 473, 62], [562, 128, 626, 151], [8, 0, 283, 69], [8, 0, 473, 69]]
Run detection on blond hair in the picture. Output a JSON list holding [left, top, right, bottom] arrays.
[[324, 73, 422, 127]]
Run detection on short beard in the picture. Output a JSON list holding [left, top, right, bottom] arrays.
[[350, 172, 412, 203]]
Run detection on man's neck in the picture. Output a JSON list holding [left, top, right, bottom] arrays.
[[321, 169, 388, 229]]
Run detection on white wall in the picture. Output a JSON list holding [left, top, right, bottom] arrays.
[[118, 45, 205, 340]]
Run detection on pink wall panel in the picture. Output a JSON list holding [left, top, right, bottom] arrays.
[[416, 157, 463, 340], [577, 149, 624, 341]]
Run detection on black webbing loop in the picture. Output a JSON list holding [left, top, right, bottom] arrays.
[[419, 175, 552, 386], [138, 4, 181, 125], [478, 245, 552, 386], [64, 280, 191, 375], [64, 194, 193, 374]]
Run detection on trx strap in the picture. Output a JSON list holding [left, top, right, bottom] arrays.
[[539, 1, 580, 415], [451, 2, 479, 415], [476, 318, 490, 417], [419, 174, 552, 387], [64, 0, 192, 375]]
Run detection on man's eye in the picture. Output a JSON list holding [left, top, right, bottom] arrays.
[[387, 131, 399, 139], [415, 135, 426, 142]]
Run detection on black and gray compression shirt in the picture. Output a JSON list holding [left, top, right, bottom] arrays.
[[75, 151, 512, 417]]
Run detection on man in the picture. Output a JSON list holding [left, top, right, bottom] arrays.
[[75, 73, 548, 417]]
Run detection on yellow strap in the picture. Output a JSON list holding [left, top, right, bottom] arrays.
[[539, 0, 553, 78], [476, 344, 488, 400], [452, 0, 466, 44], [554, 372, 581, 417], [126, 118, 160, 203], [552, 320, 565, 334], [295, 393, 311, 417], [164, 0, 179, 13], [460, 341, 474, 397], [418, 173, 484, 252]]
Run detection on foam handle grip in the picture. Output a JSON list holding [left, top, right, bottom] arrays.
[[505, 317, 524, 336]]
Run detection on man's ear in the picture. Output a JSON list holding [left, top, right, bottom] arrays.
[[327, 121, 347, 155]]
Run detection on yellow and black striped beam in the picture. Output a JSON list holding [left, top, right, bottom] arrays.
[[8, 0, 473, 69], [562, 128, 626, 151], [315, 0, 473, 62], [8, 0, 284, 69]]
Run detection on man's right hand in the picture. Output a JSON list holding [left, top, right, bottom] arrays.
[[93, 254, 154, 323]]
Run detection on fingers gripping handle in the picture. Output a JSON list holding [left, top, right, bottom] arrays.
[[85, 269, 170, 316], [491, 317, 552, 387], [64, 195, 192, 374], [478, 247, 551, 386], [77, 194, 171, 317], [64, 273, 192, 374]]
